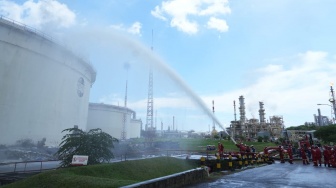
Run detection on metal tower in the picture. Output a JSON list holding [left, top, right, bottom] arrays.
[[212, 100, 216, 130], [145, 30, 154, 131], [121, 80, 128, 140], [329, 84, 336, 122], [121, 63, 130, 140], [233, 100, 237, 121]]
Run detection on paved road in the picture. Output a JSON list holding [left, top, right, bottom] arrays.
[[191, 161, 336, 188]]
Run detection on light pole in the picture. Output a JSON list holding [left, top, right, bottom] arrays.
[[329, 85, 336, 123], [317, 104, 334, 124]]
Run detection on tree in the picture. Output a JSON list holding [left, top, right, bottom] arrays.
[[257, 136, 263, 142], [37, 137, 46, 148], [55, 127, 118, 167], [314, 125, 336, 143], [16, 138, 35, 148], [286, 125, 318, 130], [263, 136, 269, 142]]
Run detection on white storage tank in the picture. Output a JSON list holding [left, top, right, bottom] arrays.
[[87, 103, 142, 140], [0, 17, 96, 146]]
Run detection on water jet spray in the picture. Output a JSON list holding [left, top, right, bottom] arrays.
[[65, 27, 237, 144]]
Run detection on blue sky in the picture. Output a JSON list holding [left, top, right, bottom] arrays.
[[1, 0, 336, 132]]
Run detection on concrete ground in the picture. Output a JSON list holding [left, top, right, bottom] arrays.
[[189, 161, 336, 188]]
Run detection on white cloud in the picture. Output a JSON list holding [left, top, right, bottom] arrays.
[[207, 17, 228, 32], [209, 51, 336, 127], [199, 0, 231, 16], [110, 22, 142, 36], [127, 22, 142, 36], [171, 17, 198, 34], [151, 0, 230, 34], [0, 0, 76, 29], [151, 6, 167, 21]]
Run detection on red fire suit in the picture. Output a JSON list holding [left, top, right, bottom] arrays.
[[311, 147, 317, 166], [218, 143, 224, 158], [323, 146, 331, 167], [316, 147, 322, 166], [301, 148, 309, 165]]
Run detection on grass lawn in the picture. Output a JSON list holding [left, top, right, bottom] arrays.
[[4, 138, 277, 188], [3, 157, 200, 188]]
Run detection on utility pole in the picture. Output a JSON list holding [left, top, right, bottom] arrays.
[[233, 100, 237, 121], [212, 100, 215, 130], [121, 62, 130, 140], [329, 84, 336, 122]]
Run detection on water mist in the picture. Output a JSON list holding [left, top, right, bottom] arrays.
[[65, 26, 236, 144]]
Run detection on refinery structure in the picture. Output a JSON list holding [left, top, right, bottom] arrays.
[[229, 96, 284, 140], [0, 16, 142, 146]]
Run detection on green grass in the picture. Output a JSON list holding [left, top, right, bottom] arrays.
[[4, 157, 200, 188], [5, 138, 277, 188]]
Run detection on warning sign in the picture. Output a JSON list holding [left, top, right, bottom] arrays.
[[71, 155, 88, 166]]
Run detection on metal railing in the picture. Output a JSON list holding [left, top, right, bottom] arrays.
[[0, 160, 60, 174], [0, 15, 55, 45]]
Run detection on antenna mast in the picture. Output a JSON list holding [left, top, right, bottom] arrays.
[[330, 84, 336, 122], [121, 63, 130, 140], [233, 100, 237, 121], [145, 30, 154, 131], [212, 100, 216, 131]]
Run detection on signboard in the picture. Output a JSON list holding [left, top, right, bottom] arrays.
[[71, 155, 88, 166]]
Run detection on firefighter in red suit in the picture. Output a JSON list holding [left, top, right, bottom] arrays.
[[279, 146, 285, 163], [315, 146, 322, 166], [323, 146, 331, 167], [301, 147, 309, 165], [330, 146, 336, 168], [218, 142, 224, 158]]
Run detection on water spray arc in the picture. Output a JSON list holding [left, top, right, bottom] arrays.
[[145, 56, 236, 143], [67, 27, 236, 144], [143, 51, 236, 143]]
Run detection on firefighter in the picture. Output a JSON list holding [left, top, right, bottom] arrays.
[[251, 145, 256, 153], [245, 144, 251, 153], [316, 145, 322, 166], [218, 142, 224, 158], [330, 146, 336, 168], [279, 145, 285, 163], [323, 145, 331, 167], [300, 147, 309, 165]]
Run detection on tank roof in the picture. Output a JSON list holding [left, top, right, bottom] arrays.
[[0, 16, 96, 83]]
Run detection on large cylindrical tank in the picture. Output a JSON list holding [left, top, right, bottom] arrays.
[[87, 103, 141, 140], [0, 17, 96, 146]]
